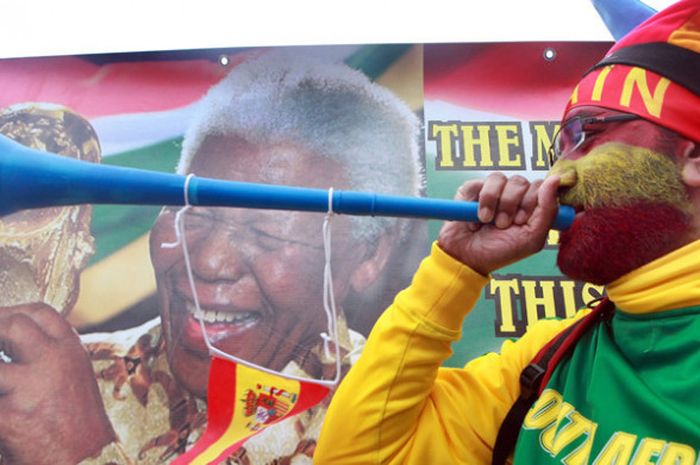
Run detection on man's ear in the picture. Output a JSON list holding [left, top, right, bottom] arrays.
[[349, 231, 394, 293], [680, 141, 700, 187]]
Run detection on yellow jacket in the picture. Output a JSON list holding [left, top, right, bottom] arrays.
[[316, 243, 585, 464], [316, 238, 700, 465]]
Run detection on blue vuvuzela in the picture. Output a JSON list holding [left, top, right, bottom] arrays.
[[0, 134, 574, 230]]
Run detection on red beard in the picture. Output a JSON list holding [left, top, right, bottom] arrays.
[[557, 202, 691, 285]]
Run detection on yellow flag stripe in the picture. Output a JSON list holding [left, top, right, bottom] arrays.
[[189, 363, 300, 464], [376, 44, 423, 111], [69, 233, 155, 328]]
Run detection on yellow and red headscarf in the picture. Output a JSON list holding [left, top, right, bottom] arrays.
[[565, 0, 700, 143]]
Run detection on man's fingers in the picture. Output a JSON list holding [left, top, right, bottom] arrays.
[[476, 173, 507, 223], [453, 174, 559, 232], [493, 175, 530, 228], [454, 181, 484, 231], [455, 180, 483, 202], [514, 180, 543, 225]]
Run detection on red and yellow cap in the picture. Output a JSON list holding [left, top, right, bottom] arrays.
[[565, 0, 700, 143]]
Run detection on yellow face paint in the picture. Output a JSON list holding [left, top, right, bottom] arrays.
[[549, 142, 691, 213]]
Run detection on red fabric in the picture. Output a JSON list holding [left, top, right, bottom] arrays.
[[564, 63, 700, 143], [177, 357, 239, 461], [0, 56, 233, 118], [610, 0, 700, 51], [424, 43, 611, 120], [564, 0, 700, 142]]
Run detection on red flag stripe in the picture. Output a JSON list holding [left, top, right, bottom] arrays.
[[424, 43, 611, 120], [175, 357, 238, 461], [0, 56, 238, 118]]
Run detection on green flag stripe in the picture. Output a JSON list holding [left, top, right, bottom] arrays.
[[89, 137, 182, 264]]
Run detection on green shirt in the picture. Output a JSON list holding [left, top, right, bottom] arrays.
[[514, 305, 700, 465]]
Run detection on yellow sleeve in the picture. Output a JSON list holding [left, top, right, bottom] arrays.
[[316, 242, 585, 465]]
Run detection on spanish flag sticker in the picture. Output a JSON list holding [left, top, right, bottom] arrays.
[[172, 357, 330, 465]]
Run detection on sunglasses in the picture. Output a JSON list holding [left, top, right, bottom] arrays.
[[548, 113, 639, 166]]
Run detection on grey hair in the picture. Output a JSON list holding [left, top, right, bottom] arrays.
[[178, 49, 423, 241]]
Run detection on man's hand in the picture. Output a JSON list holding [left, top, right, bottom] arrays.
[[438, 173, 561, 276], [0, 303, 116, 465]]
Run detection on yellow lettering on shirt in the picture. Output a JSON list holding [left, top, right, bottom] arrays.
[[630, 437, 666, 465], [552, 410, 597, 461], [541, 402, 576, 453], [524, 389, 563, 429], [658, 442, 697, 465], [523, 390, 699, 463], [561, 418, 598, 465], [592, 432, 638, 465]]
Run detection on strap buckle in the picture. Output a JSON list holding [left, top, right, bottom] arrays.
[[519, 363, 545, 399]]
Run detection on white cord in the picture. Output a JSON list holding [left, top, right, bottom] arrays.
[[162, 177, 341, 388], [159, 174, 209, 357], [320, 188, 341, 379], [321, 188, 335, 359], [160, 174, 195, 250]]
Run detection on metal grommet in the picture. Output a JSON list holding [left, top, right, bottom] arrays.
[[543, 47, 557, 61]]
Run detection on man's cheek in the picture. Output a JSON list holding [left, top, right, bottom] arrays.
[[566, 146, 688, 210], [258, 253, 293, 285], [557, 202, 691, 284], [254, 255, 324, 307], [149, 223, 183, 273]]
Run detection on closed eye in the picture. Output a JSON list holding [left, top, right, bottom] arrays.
[[253, 228, 323, 251]]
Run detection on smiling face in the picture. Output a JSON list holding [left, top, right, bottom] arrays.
[[150, 135, 369, 398], [549, 106, 695, 285]]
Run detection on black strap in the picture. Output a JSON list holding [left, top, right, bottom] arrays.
[[490, 321, 580, 465], [491, 299, 614, 465], [590, 42, 700, 97]]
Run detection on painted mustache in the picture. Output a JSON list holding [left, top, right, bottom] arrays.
[[549, 142, 691, 213]]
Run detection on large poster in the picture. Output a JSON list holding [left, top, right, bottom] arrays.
[[423, 42, 612, 365], [0, 42, 610, 463]]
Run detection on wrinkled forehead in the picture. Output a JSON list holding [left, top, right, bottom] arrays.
[[190, 133, 351, 189]]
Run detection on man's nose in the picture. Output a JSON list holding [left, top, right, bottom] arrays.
[[189, 226, 253, 281]]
